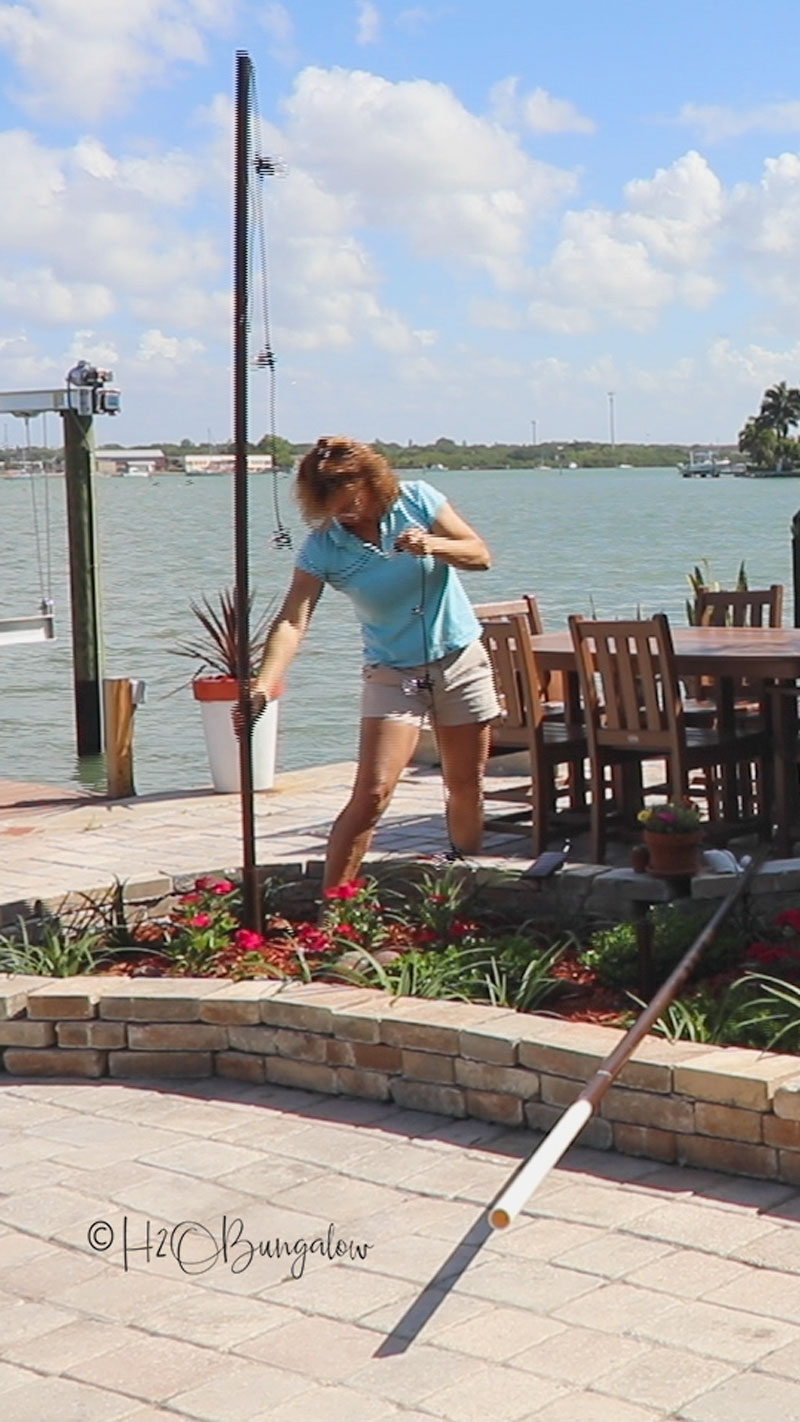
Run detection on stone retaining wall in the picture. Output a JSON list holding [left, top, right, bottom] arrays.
[[2, 976, 798, 1185]]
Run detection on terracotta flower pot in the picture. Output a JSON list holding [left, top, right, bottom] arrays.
[[643, 828, 704, 877]]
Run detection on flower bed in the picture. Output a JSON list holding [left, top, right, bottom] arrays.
[[1, 867, 799, 1184], [2, 870, 800, 1057]]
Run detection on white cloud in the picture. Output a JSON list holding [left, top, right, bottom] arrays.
[[679, 100, 800, 143], [73, 137, 117, 182], [136, 329, 205, 365], [0, 0, 232, 122], [622, 151, 722, 265], [65, 330, 119, 372], [261, 2, 298, 67], [0, 117, 229, 373], [356, 2, 381, 45], [729, 152, 800, 256], [468, 299, 523, 331], [131, 285, 230, 334], [0, 130, 67, 244], [707, 337, 800, 391], [0, 269, 114, 324], [397, 7, 435, 35], [489, 77, 595, 134], [721, 154, 800, 332], [526, 151, 724, 333], [281, 67, 576, 286], [530, 211, 680, 333]]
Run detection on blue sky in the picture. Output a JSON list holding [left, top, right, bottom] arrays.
[[2, 1, 800, 449]]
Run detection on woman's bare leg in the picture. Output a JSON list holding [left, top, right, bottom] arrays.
[[323, 717, 420, 889], [435, 721, 492, 855]]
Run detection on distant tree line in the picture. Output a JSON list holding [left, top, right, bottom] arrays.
[[3, 432, 741, 473], [170, 435, 701, 470], [369, 438, 690, 470]]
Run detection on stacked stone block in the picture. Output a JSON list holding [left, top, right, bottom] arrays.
[[1, 975, 798, 1184]]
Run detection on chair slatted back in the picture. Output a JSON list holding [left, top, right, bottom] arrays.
[[481, 613, 544, 740], [695, 584, 783, 628], [569, 613, 683, 754], [476, 595, 560, 702], [474, 596, 547, 635]]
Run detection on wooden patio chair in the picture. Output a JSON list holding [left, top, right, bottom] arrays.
[[481, 613, 586, 853], [695, 584, 783, 629], [569, 613, 769, 864], [687, 587, 784, 793], [475, 595, 564, 736]]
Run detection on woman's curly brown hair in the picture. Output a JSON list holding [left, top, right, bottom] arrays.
[[295, 435, 399, 526]]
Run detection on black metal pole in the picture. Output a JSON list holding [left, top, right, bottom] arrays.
[[233, 50, 260, 932], [792, 510, 800, 627]]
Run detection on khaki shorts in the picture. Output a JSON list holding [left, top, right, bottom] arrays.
[[361, 639, 501, 726]]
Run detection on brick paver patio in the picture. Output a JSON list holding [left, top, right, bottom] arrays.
[[0, 768, 799, 1419], [0, 1077, 799, 1420]]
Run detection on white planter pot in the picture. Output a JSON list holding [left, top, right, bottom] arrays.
[[193, 678, 279, 793]]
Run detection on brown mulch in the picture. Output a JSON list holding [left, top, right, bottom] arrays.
[[547, 950, 630, 1026]]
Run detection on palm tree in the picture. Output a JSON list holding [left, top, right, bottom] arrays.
[[738, 416, 777, 469], [757, 381, 800, 439]]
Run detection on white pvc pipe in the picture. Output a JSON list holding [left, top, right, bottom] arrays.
[[487, 856, 761, 1233], [489, 1098, 593, 1229]]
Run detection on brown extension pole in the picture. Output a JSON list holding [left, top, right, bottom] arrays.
[[233, 50, 261, 933], [488, 851, 764, 1229]]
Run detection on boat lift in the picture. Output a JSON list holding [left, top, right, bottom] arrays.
[[0, 365, 121, 752]]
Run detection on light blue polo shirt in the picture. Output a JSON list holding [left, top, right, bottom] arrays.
[[296, 479, 481, 667]]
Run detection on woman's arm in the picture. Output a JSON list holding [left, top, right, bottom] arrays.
[[253, 567, 325, 697], [394, 500, 491, 571]]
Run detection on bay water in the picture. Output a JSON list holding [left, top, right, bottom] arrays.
[[2, 467, 799, 794]]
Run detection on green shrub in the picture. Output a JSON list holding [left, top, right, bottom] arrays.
[[580, 904, 751, 989]]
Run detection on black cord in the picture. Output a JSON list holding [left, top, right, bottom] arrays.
[[248, 73, 291, 551], [417, 559, 433, 693]]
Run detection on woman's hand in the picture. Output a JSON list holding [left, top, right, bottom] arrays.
[[231, 688, 268, 739], [394, 524, 434, 557]]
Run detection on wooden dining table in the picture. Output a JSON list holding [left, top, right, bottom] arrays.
[[529, 625, 800, 855]]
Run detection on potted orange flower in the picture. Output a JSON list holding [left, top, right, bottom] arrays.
[[637, 800, 704, 877], [173, 588, 279, 793]]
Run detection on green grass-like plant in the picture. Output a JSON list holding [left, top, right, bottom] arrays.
[[733, 973, 800, 1053], [0, 918, 111, 977]]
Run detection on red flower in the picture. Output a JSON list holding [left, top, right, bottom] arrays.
[[195, 876, 235, 894], [775, 908, 800, 933], [747, 942, 783, 964], [413, 927, 437, 945], [296, 926, 331, 954], [178, 891, 201, 906], [234, 928, 265, 951], [188, 913, 212, 929], [323, 878, 365, 900], [450, 919, 479, 937]]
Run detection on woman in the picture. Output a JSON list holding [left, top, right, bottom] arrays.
[[239, 435, 499, 889]]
